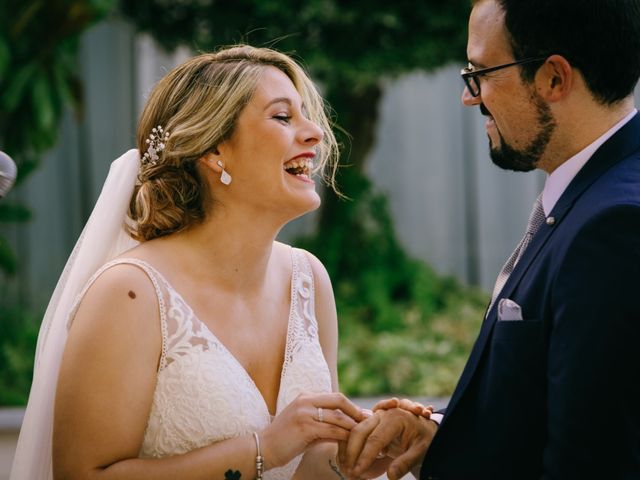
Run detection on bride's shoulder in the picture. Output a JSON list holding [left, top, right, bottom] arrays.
[[273, 241, 334, 300], [66, 260, 163, 350], [71, 256, 161, 326]]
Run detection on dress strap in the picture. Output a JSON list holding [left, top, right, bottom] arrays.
[[65, 257, 170, 370], [290, 248, 317, 338], [292, 247, 312, 276]]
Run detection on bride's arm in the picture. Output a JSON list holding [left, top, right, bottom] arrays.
[[53, 264, 363, 480]]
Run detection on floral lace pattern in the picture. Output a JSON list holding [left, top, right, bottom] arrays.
[[89, 248, 331, 479]]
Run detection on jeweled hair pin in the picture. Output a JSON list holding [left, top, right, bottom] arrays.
[[142, 125, 170, 165]]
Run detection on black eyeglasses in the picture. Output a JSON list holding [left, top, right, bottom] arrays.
[[461, 56, 548, 97]]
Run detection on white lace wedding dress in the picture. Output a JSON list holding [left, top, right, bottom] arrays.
[[71, 246, 332, 479]]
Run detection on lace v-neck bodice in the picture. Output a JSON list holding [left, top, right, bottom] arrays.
[[77, 247, 332, 479]]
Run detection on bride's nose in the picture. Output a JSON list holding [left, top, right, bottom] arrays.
[[298, 118, 324, 146]]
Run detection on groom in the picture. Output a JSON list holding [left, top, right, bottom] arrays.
[[341, 0, 640, 479]]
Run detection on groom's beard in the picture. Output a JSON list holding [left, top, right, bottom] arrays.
[[482, 94, 556, 172]]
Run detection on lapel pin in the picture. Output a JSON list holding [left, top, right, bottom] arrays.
[[546, 216, 556, 226]]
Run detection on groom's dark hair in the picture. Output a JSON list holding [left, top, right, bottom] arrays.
[[475, 0, 640, 105]]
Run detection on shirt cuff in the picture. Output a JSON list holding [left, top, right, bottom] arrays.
[[430, 413, 444, 425]]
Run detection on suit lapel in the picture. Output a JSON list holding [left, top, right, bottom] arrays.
[[503, 112, 640, 302], [442, 112, 640, 424]]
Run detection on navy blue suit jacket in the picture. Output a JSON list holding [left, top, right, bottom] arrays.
[[421, 113, 640, 480]]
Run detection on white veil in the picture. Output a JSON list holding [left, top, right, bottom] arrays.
[[10, 149, 141, 480]]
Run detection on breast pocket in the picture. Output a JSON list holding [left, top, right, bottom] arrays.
[[490, 318, 546, 388], [493, 319, 542, 343]]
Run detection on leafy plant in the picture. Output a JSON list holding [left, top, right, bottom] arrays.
[[0, 203, 31, 274], [0, 301, 41, 405], [0, 0, 115, 405], [297, 175, 488, 396], [0, 0, 115, 274], [337, 272, 487, 397]]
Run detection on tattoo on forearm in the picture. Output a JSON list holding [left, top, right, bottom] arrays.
[[329, 459, 346, 480], [224, 469, 241, 480]]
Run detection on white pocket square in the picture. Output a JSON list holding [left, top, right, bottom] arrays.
[[497, 298, 523, 321]]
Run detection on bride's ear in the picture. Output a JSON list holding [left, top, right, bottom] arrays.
[[199, 150, 223, 175], [199, 150, 232, 186]]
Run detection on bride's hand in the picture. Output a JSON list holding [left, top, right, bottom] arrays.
[[260, 392, 366, 469], [373, 397, 433, 419]]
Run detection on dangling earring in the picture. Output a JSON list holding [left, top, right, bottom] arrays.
[[216, 160, 232, 185]]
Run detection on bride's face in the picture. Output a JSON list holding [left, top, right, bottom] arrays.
[[215, 66, 324, 220]]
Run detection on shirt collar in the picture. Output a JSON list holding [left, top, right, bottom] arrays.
[[541, 109, 637, 215]]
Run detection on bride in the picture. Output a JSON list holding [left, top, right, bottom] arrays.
[[11, 45, 367, 479]]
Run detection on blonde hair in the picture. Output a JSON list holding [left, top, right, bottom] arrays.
[[128, 44, 339, 241]]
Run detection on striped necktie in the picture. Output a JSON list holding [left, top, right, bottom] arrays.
[[489, 194, 546, 310]]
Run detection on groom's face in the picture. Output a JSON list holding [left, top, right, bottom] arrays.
[[462, 0, 556, 172]]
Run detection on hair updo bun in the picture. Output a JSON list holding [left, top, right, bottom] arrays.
[[127, 160, 205, 241]]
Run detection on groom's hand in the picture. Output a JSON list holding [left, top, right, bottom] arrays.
[[339, 408, 438, 480]]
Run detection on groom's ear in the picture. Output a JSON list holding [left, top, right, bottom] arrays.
[[535, 54, 573, 102]]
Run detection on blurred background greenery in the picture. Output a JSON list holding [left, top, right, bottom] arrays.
[[0, 0, 487, 405]]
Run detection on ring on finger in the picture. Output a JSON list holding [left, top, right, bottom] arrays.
[[317, 407, 324, 422]]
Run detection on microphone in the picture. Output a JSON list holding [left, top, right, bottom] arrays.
[[0, 151, 17, 198]]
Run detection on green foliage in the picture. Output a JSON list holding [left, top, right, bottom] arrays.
[[298, 173, 488, 397], [0, 0, 114, 161], [0, 0, 114, 275], [338, 285, 486, 397], [0, 203, 31, 274], [119, 0, 469, 90], [0, 0, 114, 403], [0, 300, 40, 405]]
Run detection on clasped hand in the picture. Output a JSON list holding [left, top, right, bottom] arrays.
[[259, 394, 436, 479], [338, 398, 438, 480], [260, 392, 366, 469]]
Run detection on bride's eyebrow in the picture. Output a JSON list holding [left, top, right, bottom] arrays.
[[263, 97, 309, 118], [263, 97, 307, 110], [264, 97, 292, 110]]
